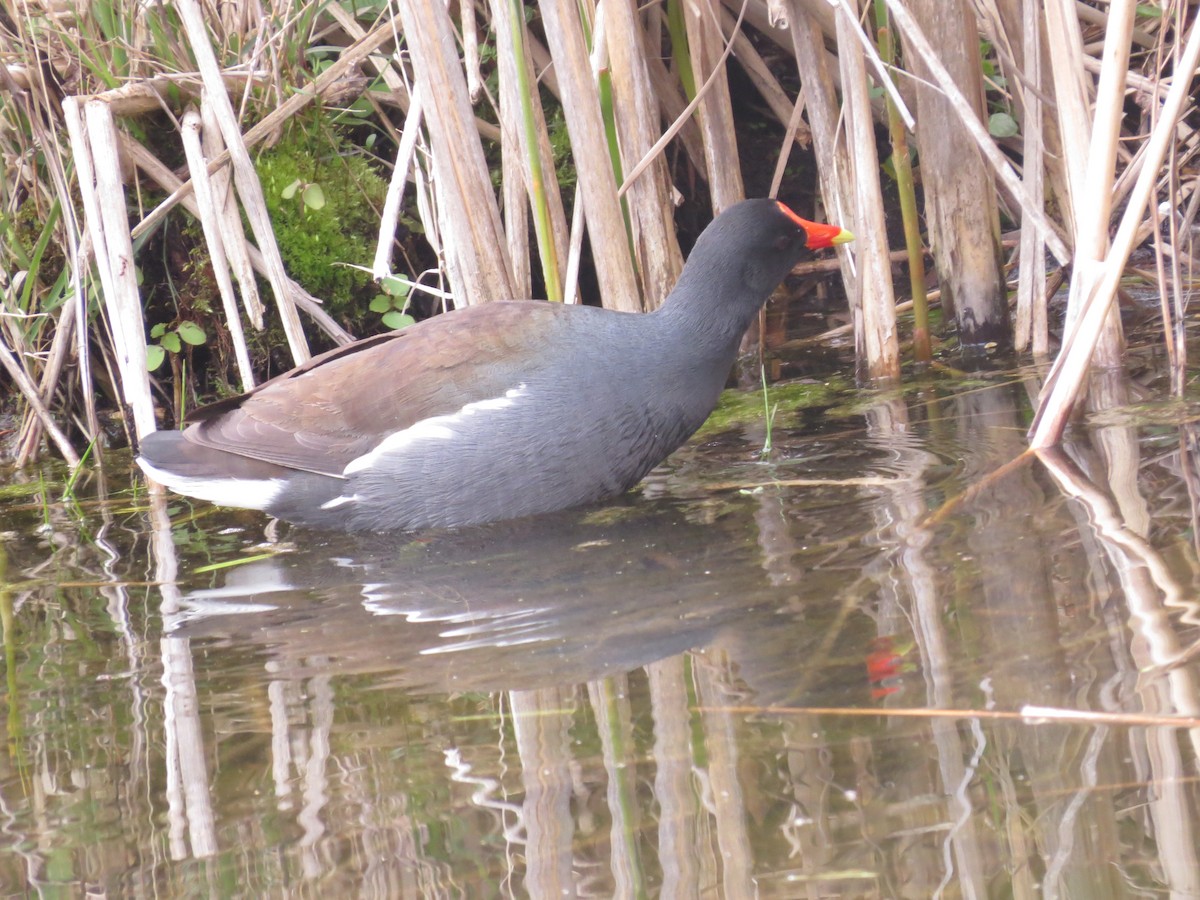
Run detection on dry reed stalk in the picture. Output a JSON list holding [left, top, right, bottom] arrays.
[[697, 702, 1200, 729], [8, 92, 99, 462], [501, 118, 533, 299], [494, 21, 532, 299], [526, 17, 572, 289], [718, 5, 811, 141], [873, 0, 929, 364], [9, 315, 57, 466], [641, 30, 707, 172], [398, 0, 516, 306], [768, 89, 808, 198], [540, 0, 641, 311], [832, 0, 915, 128], [835, 0, 898, 380], [1158, 160, 1193, 397], [63, 97, 156, 443], [181, 108, 254, 393], [1029, 6, 1200, 447], [1110, 124, 1199, 221], [564, 185, 587, 305], [618, 1, 749, 196], [461, 0, 484, 103], [367, 88, 503, 142], [972, 0, 1018, 87], [1050, 0, 1134, 371], [1013, 0, 1047, 355], [200, 98, 264, 330], [785, 0, 859, 304], [1150, 8, 1191, 399], [9, 304, 80, 467], [70, 254, 99, 449], [374, 89, 424, 281], [605, 0, 683, 305], [884, 0, 1070, 265], [176, 0, 310, 365], [0, 331, 79, 466], [1073, 0, 1158, 50], [1041, 0, 1090, 239], [983, 0, 1076, 256], [683, 0, 744, 210], [898, 0, 1009, 351], [1080, 57, 1171, 101]]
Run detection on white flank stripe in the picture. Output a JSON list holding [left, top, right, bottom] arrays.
[[344, 384, 527, 476], [320, 494, 359, 510], [138, 457, 284, 510]]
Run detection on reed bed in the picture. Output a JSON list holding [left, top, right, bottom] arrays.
[[0, 0, 1196, 465]]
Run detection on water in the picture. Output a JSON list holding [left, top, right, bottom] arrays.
[[2, 360, 1200, 897]]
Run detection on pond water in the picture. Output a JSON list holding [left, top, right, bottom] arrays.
[[3, 352, 1200, 897]]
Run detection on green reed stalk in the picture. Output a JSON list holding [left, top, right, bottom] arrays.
[[667, 0, 696, 100], [874, 0, 931, 365], [597, 67, 638, 269], [759, 363, 777, 461], [508, 0, 562, 301]]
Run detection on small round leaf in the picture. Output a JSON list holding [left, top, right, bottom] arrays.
[[161, 332, 182, 353], [988, 112, 1019, 138], [177, 321, 207, 345], [382, 311, 415, 330], [381, 275, 412, 298], [146, 345, 165, 371], [302, 184, 326, 210]]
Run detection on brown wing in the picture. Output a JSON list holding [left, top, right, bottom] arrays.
[[184, 301, 570, 477]]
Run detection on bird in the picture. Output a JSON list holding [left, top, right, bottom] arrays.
[[137, 199, 853, 532]]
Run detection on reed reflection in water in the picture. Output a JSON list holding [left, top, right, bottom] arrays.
[[2, 371, 1199, 896]]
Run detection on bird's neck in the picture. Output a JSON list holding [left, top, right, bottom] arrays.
[[653, 256, 764, 360]]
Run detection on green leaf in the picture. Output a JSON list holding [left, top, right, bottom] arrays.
[[177, 321, 207, 345], [302, 183, 326, 210], [369, 294, 392, 313], [347, 96, 373, 117], [161, 332, 182, 353], [281, 179, 302, 200], [988, 112, 1019, 138], [1136, 4, 1163, 16], [381, 311, 415, 330], [146, 345, 165, 371], [150, 322, 167, 338], [380, 275, 411, 298], [881, 153, 898, 182]]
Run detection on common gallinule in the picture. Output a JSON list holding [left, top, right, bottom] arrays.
[[138, 199, 852, 531]]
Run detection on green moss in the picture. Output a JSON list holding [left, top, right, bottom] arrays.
[[696, 377, 849, 437], [546, 106, 577, 191], [255, 126, 388, 326]]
